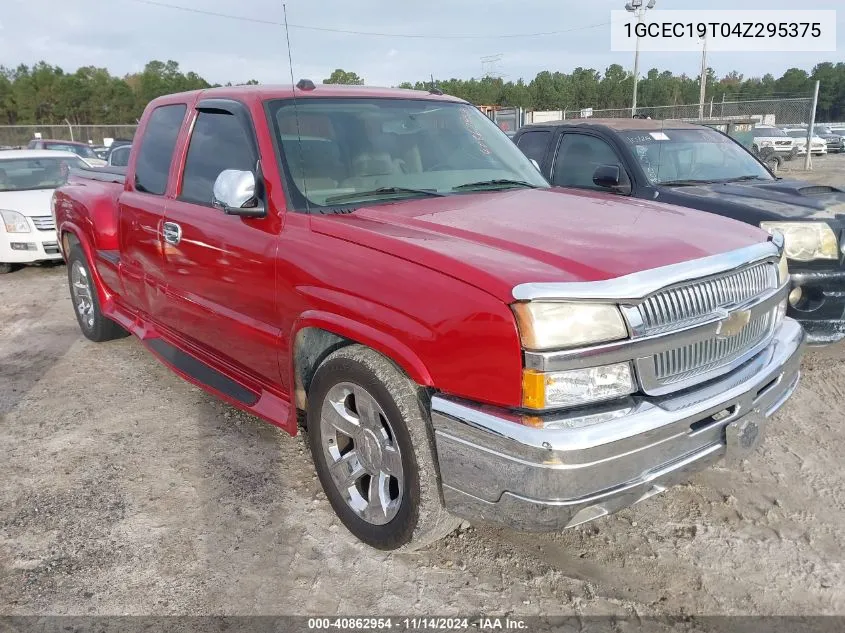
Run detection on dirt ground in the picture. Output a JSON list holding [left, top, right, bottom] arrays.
[[2, 161, 845, 618]]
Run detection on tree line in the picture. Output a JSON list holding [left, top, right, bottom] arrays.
[[1, 59, 843, 126]]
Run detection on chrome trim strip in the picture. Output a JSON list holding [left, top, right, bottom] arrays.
[[511, 241, 780, 301], [524, 283, 788, 372]]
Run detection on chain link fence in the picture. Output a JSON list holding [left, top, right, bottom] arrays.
[[526, 97, 815, 127], [0, 124, 138, 148], [1, 97, 820, 147]]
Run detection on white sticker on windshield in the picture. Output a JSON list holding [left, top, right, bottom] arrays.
[[649, 132, 670, 141]]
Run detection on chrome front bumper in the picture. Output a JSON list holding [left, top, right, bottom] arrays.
[[431, 318, 805, 532]]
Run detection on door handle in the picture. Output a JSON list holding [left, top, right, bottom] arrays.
[[162, 221, 182, 246]]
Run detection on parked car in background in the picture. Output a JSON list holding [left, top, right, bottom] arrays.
[[53, 84, 803, 550], [26, 139, 107, 167], [749, 126, 796, 158], [513, 119, 845, 344], [810, 125, 844, 153], [104, 138, 133, 164], [0, 150, 88, 274], [107, 144, 131, 167], [92, 146, 110, 161], [783, 129, 828, 156]]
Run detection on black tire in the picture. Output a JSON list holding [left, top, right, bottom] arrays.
[[0, 263, 13, 274], [307, 345, 459, 551], [66, 244, 129, 342]]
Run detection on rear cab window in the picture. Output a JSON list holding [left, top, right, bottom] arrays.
[[134, 104, 188, 195]]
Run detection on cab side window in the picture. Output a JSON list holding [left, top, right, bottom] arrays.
[[180, 110, 256, 206], [552, 134, 625, 190], [135, 104, 187, 195], [515, 131, 551, 165]]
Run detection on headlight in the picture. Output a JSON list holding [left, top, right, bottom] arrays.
[[512, 302, 628, 351], [760, 222, 839, 262], [760, 140, 774, 147], [777, 250, 789, 285], [522, 363, 636, 410], [1, 209, 31, 233]]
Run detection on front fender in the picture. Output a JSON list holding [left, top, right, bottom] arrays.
[[290, 310, 434, 387]]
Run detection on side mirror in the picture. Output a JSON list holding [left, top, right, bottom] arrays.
[[530, 158, 541, 171], [212, 169, 266, 218], [592, 164, 631, 194]]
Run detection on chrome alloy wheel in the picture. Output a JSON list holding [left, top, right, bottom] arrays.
[[319, 382, 404, 525], [70, 260, 95, 329]]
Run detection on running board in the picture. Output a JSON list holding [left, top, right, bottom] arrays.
[[146, 338, 259, 406]]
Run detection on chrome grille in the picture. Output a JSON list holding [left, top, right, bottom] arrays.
[[31, 216, 55, 231], [636, 262, 776, 335], [651, 311, 772, 386], [630, 260, 780, 395]]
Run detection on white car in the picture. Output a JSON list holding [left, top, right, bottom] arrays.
[[782, 129, 828, 155], [0, 149, 90, 274], [750, 126, 795, 155]]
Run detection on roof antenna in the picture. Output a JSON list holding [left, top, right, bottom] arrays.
[[429, 74, 443, 95], [283, 3, 311, 213]]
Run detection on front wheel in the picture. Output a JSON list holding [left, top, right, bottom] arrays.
[[66, 244, 129, 342], [0, 263, 13, 274], [307, 345, 459, 551]]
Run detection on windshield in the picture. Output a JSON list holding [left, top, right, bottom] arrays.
[[0, 156, 88, 191], [45, 142, 96, 159], [814, 126, 833, 135], [267, 98, 548, 210], [752, 128, 787, 138], [786, 130, 810, 138], [622, 128, 773, 185]]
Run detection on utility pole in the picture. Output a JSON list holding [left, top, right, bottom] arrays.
[[625, 0, 656, 117], [698, 35, 708, 119], [804, 80, 820, 171]]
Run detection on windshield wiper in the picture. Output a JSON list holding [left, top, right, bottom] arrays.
[[661, 175, 770, 187], [324, 187, 447, 204], [451, 179, 540, 192], [719, 175, 769, 183], [658, 179, 718, 187]]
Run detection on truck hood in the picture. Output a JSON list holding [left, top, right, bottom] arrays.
[[660, 179, 845, 221], [0, 189, 56, 216], [311, 188, 767, 303]]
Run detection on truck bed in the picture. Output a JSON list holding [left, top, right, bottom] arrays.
[[69, 165, 126, 184]]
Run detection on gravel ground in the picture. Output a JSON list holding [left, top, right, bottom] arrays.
[[1, 164, 845, 617]]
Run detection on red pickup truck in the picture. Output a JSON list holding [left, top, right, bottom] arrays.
[[53, 83, 805, 551]]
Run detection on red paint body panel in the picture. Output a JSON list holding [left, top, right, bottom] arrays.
[[311, 188, 767, 303], [53, 85, 770, 433]]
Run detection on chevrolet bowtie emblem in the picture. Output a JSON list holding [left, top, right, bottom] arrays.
[[716, 309, 752, 339]]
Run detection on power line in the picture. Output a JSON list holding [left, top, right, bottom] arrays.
[[115, 0, 611, 40]]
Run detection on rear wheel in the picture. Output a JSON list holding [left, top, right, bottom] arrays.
[[307, 345, 459, 551], [0, 263, 12, 274], [66, 244, 128, 342]]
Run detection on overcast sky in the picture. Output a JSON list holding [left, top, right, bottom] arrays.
[[1, 0, 842, 86]]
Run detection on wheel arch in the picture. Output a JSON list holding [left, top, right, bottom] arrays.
[[290, 313, 434, 416], [60, 224, 113, 312]]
